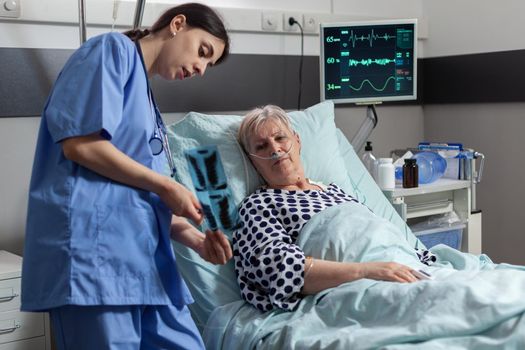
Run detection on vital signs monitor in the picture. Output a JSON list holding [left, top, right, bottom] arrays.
[[320, 19, 417, 104]]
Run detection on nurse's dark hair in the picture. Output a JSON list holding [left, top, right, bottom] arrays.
[[123, 2, 230, 64]]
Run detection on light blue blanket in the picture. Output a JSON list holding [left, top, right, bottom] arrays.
[[204, 202, 525, 349]]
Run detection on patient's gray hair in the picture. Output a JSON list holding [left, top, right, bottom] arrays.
[[238, 105, 295, 153]]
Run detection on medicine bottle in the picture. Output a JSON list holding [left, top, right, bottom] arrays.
[[377, 158, 395, 190], [402, 158, 418, 188]]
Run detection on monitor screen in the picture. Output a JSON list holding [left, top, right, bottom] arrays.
[[320, 19, 417, 104]]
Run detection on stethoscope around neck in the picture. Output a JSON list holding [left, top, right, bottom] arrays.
[[135, 40, 176, 177], [148, 102, 166, 156]]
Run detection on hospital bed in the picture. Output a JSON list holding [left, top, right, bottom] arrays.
[[166, 101, 525, 349]]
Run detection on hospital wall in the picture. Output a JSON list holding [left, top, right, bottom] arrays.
[[421, 0, 525, 265]]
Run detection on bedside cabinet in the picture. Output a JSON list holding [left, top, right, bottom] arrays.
[[382, 179, 482, 254], [0, 251, 51, 350]]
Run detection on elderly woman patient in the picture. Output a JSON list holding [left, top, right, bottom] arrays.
[[213, 105, 525, 348], [233, 105, 436, 312]]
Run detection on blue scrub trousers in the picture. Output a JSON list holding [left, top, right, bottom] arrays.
[[49, 304, 205, 350]]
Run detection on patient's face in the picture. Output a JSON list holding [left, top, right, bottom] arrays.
[[248, 119, 304, 188]]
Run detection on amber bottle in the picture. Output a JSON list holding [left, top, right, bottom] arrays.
[[402, 158, 418, 188]]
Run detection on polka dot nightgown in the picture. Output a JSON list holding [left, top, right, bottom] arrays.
[[232, 182, 436, 312]]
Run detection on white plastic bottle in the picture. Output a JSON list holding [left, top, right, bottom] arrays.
[[361, 141, 377, 180], [377, 158, 395, 190]]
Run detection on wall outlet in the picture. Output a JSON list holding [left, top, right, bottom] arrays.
[[303, 13, 319, 33], [283, 12, 302, 32], [261, 11, 280, 31], [0, 0, 21, 18]]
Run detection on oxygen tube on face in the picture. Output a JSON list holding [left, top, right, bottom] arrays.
[[249, 142, 294, 160]]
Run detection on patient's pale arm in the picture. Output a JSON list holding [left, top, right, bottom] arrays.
[[170, 215, 233, 265], [302, 260, 418, 295]]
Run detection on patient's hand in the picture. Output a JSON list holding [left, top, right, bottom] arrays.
[[303, 259, 418, 295], [196, 230, 233, 265], [361, 262, 418, 283]]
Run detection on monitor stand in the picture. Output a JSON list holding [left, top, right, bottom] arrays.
[[351, 104, 379, 153]]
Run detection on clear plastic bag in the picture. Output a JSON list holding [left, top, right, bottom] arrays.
[[409, 211, 466, 231]]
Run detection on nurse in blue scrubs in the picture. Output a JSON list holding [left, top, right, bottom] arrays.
[[21, 3, 232, 349]]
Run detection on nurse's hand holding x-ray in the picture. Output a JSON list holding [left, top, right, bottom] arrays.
[[171, 216, 233, 265], [60, 127, 235, 264], [158, 174, 204, 224], [60, 125, 235, 263]]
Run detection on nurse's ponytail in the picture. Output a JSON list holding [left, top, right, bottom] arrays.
[[123, 2, 230, 64], [123, 28, 150, 41]]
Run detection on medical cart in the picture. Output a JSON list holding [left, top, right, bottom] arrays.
[[383, 179, 482, 254]]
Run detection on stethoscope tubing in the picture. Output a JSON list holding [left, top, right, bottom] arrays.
[[135, 39, 176, 176]]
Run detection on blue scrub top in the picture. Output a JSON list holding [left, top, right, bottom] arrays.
[[21, 33, 193, 311]]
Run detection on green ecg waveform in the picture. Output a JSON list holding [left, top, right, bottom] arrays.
[[347, 76, 396, 92], [349, 58, 395, 67], [345, 29, 395, 48]]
